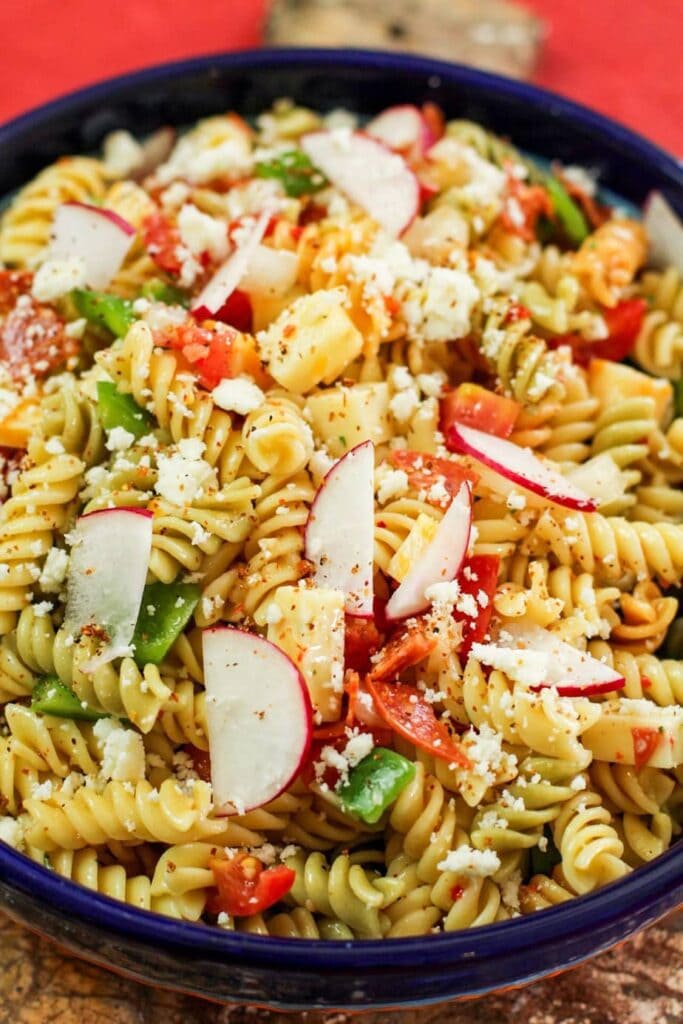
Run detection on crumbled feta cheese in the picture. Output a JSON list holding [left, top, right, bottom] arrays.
[[44, 436, 65, 455], [32, 257, 87, 302], [32, 601, 53, 617], [39, 547, 69, 592], [31, 779, 54, 800], [105, 426, 136, 452], [93, 719, 145, 783], [471, 642, 549, 688], [389, 388, 420, 424], [570, 775, 587, 791], [425, 579, 461, 609], [437, 845, 501, 878], [177, 203, 230, 262], [155, 439, 218, 506], [263, 601, 283, 626], [506, 491, 526, 511], [212, 376, 265, 415], [377, 468, 409, 504], [0, 816, 23, 848], [189, 521, 211, 546]]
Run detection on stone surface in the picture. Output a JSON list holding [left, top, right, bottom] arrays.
[[0, 911, 680, 1023]]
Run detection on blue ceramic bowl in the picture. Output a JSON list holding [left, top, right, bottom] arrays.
[[0, 48, 681, 1011]]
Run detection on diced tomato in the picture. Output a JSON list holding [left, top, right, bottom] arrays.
[[345, 614, 383, 674], [301, 723, 391, 788], [143, 212, 183, 276], [369, 625, 436, 683], [182, 744, 211, 782], [421, 102, 445, 143], [154, 318, 271, 391], [389, 449, 478, 504], [631, 726, 662, 770], [450, 884, 465, 902], [312, 720, 348, 742], [207, 289, 253, 333], [640, 675, 653, 691], [500, 166, 553, 242], [441, 383, 520, 441], [366, 678, 470, 767], [549, 298, 647, 366], [452, 554, 500, 656], [207, 853, 295, 917]]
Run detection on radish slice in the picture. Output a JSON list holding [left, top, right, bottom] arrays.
[[300, 131, 420, 237], [566, 453, 628, 508], [643, 191, 683, 274], [239, 244, 299, 298], [305, 440, 375, 616], [192, 207, 272, 317], [447, 422, 597, 512], [202, 626, 313, 814], [385, 482, 472, 622], [63, 507, 153, 671], [480, 623, 625, 696], [366, 105, 434, 155], [50, 202, 135, 289]]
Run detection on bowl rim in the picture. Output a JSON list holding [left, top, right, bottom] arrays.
[[0, 46, 681, 969]]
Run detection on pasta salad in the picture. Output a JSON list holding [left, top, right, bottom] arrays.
[[0, 99, 681, 939]]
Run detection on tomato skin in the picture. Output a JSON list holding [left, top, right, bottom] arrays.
[[421, 102, 445, 143], [367, 678, 470, 767], [440, 384, 520, 441], [452, 554, 500, 656], [206, 289, 253, 333], [154, 318, 270, 391], [388, 449, 478, 503], [549, 298, 647, 366], [344, 614, 383, 674], [182, 744, 211, 782], [500, 168, 553, 242], [207, 854, 295, 917], [631, 726, 661, 770], [369, 626, 436, 683]]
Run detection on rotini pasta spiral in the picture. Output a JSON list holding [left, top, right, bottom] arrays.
[[0, 157, 107, 265], [551, 791, 630, 894], [284, 850, 388, 938], [242, 391, 314, 476]]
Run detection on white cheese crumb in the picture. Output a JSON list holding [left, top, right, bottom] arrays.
[[155, 439, 218, 506], [212, 376, 265, 415], [44, 436, 66, 455], [377, 468, 409, 505], [437, 845, 501, 878], [177, 203, 230, 262], [0, 816, 23, 848], [32, 257, 87, 302], [106, 426, 136, 452], [93, 719, 146, 783], [471, 642, 549, 688], [38, 547, 69, 592], [32, 601, 53, 617], [506, 491, 527, 511]]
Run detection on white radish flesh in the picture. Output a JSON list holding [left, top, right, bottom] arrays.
[[63, 507, 153, 671], [50, 202, 135, 289], [202, 627, 313, 814], [192, 207, 272, 317], [643, 191, 683, 274], [385, 482, 472, 621], [300, 131, 420, 237], [305, 440, 375, 616]]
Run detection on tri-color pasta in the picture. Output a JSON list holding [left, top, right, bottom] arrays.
[[0, 99, 680, 938]]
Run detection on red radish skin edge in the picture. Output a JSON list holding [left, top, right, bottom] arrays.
[[80, 506, 153, 520], [366, 105, 435, 155], [447, 422, 598, 512], [530, 676, 625, 697], [62, 201, 136, 237], [204, 626, 313, 816]]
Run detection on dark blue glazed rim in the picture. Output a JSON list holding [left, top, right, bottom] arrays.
[[0, 48, 681, 1010]]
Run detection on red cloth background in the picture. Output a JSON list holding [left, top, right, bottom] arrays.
[[0, 0, 680, 153]]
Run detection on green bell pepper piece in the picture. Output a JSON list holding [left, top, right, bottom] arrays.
[[255, 149, 327, 198], [140, 278, 189, 307], [339, 747, 416, 824], [545, 176, 590, 246], [72, 288, 136, 337], [132, 581, 201, 665], [674, 379, 683, 420], [31, 676, 108, 722], [96, 381, 153, 440], [529, 825, 562, 878]]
